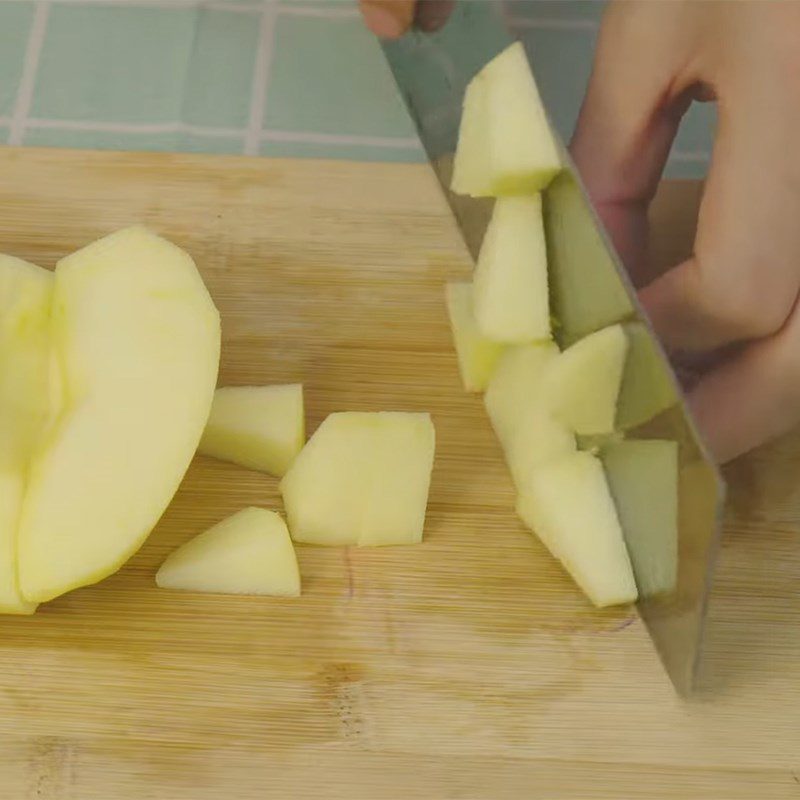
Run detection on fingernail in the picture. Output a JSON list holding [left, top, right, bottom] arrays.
[[364, 6, 405, 38]]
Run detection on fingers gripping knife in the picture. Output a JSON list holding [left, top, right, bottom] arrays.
[[381, 2, 724, 695]]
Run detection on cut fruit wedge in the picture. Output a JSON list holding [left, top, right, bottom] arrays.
[[0, 255, 52, 615], [544, 173, 634, 344], [280, 411, 435, 547], [18, 226, 221, 603], [516, 451, 638, 608], [485, 342, 559, 446], [543, 323, 628, 435], [603, 439, 678, 599], [156, 507, 301, 597], [473, 195, 550, 343], [451, 41, 561, 196], [445, 282, 505, 392], [200, 384, 304, 477], [616, 322, 677, 430], [484, 344, 574, 489]]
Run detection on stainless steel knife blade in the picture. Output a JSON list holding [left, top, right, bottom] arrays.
[[382, 1, 725, 695]]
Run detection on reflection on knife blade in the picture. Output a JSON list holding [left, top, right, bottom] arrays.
[[382, 3, 724, 695]]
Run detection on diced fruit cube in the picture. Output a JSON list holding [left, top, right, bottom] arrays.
[[18, 227, 221, 603], [199, 384, 304, 477], [0, 255, 52, 615], [543, 324, 629, 435], [603, 439, 678, 598], [484, 344, 574, 489], [280, 412, 435, 546], [451, 41, 561, 197], [445, 282, 504, 392], [473, 195, 550, 343], [516, 451, 638, 607], [156, 507, 300, 597]]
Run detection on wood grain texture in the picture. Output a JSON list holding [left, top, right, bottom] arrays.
[[0, 149, 797, 799]]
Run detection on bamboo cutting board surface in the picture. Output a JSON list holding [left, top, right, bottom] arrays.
[[0, 150, 797, 799]]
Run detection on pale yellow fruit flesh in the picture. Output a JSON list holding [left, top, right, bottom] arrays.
[[544, 323, 629, 435], [445, 282, 504, 392], [451, 41, 561, 197], [484, 343, 574, 489], [544, 173, 634, 344], [516, 451, 638, 607], [603, 439, 678, 599], [18, 226, 221, 603], [450, 73, 490, 197], [0, 256, 52, 614], [156, 507, 301, 597], [280, 412, 435, 546], [200, 384, 304, 477], [473, 195, 550, 343], [616, 322, 677, 430]]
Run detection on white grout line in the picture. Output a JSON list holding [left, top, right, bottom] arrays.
[[26, 118, 243, 137], [205, 2, 262, 13], [276, 3, 358, 18], [244, 0, 278, 156], [8, 1, 50, 146], [262, 129, 421, 149], [8, 117, 422, 150], [507, 16, 599, 31]]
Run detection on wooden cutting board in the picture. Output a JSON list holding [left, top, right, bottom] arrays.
[[0, 149, 797, 799]]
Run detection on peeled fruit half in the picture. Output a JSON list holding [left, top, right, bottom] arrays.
[[451, 41, 561, 197], [484, 344, 574, 489], [156, 507, 301, 597], [280, 412, 435, 546], [0, 255, 53, 614], [18, 226, 221, 603], [200, 384, 304, 477], [516, 451, 637, 607], [445, 282, 505, 392], [603, 439, 678, 599], [543, 323, 628, 435], [473, 195, 550, 343]]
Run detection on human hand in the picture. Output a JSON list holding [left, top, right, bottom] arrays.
[[571, 1, 800, 463], [359, 0, 453, 39]]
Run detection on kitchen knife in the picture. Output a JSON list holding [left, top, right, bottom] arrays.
[[382, 1, 725, 695]]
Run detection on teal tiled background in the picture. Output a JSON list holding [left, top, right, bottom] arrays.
[[0, 1, 34, 116], [0, 0, 714, 175]]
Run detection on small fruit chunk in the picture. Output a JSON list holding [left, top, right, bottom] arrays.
[[0, 256, 52, 615], [484, 344, 574, 488], [18, 227, 221, 603], [603, 439, 678, 598], [473, 195, 550, 343], [156, 507, 300, 597], [616, 322, 677, 430], [451, 41, 561, 197], [544, 173, 634, 344], [200, 384, 304, 477], [543, 324, 628, 435], [516, 451, 638, 607], [280, 412, 435, 546], [445, 282, 504, 392]]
